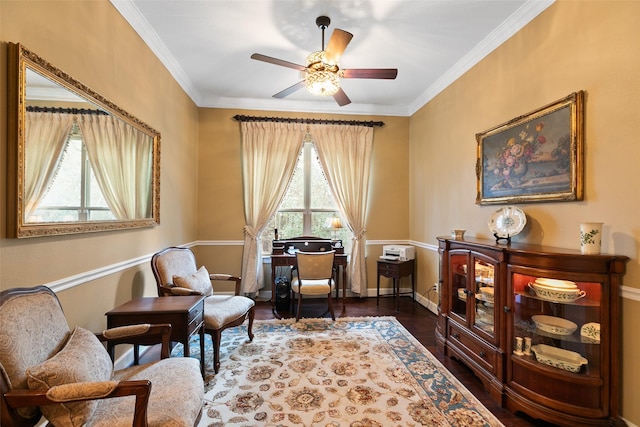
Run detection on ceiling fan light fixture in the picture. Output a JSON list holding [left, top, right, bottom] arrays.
[[305, 50, 340, 96], [306, 70, 340, 96]]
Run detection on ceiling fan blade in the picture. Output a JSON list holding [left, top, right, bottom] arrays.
[[333, 88, 351, 106], [341, 68, 398, 79], [324, 29, 353, 65], [273, 81, 306, 99], [251, 53, 306, 71]]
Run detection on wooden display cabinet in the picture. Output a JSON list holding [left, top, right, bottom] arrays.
[[436, 237, 628, 426]]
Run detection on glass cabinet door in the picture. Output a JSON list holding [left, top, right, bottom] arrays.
[[449, 252, 469, 324], [472, 257, 495, 338], [509, 271, 603, 407], [449, 252, 497, 341]]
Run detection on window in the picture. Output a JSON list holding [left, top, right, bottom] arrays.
[[29, 126, 115, 223], [262, 138, 352, 253]]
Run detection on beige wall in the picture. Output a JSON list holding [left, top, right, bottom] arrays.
[[0, 1, 200, 327], [410, 1, 640, 423], [195, 108, 412, 296]]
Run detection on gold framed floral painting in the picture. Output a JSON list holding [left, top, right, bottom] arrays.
[[476, 91, 584, 205]]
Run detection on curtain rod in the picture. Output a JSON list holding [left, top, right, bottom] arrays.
[[233, 115, 384, 128], [26, 106, 109, 115]]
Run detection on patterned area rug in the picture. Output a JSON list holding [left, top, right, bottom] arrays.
[[171, 316, 503, 427]]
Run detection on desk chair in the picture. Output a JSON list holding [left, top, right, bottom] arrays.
[[291, 251, 336, 321]]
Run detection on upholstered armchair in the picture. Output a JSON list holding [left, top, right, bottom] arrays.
[[150, 246, 255, 373], [0, 286, 204, 427]]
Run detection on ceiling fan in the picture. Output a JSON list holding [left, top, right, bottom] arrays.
[[251, 16, 398, 107]]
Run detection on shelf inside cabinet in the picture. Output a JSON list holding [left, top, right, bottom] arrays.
[[515, 291, 600, 307], [514, 320, 599, 344], [511, 352, 600, 380]]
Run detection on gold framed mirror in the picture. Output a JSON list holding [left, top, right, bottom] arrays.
[[7, 43, 160, 238]]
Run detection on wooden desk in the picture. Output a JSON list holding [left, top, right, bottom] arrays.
[[376, 259, 415, 311], [271, 253, 348, 316], [105, 295, 205, 374]]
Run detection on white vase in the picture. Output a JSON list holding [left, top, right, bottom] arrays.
[[580, 222, 603, 255]]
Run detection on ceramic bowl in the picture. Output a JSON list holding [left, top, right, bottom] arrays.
[[531, 315, 578, 335], [528, 283, 586, 303], [533, 278, 577, 289]]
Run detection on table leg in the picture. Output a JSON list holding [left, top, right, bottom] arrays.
[[394, 278, 400, 311], [134, 344, 140, 365], [271, 263, 276, 311], [412, 273, 415, 301], [199, 327, 205, 375], [376, 273, 381, 306], [342, 265, 347, 308]]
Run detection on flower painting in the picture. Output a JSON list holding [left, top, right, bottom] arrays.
[[476, 92, 584, 205]]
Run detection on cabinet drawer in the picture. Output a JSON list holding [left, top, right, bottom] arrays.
[[188, 301, 204, 324], [378, 263, 400, 276], [448, 322, 497, 374]]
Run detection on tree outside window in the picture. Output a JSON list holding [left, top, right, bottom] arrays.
[[30, 128, 115, 222], [262, 139, 352, 253]]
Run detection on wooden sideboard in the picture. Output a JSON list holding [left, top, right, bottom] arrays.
[[436, 237, 628, 426]]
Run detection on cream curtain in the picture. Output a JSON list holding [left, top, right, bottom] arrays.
[[79, 114, 153, 220], [240, 121, 305, 295], [310, 124, 374, 295], [24, 112, 74, 220]]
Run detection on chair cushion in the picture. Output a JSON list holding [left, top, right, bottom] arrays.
[[173, 266, 212, 296], [93, 357, 204, 426], [26, 326, 114, 426], [291, 278, 335, 295], [203, 295, 255, 330]]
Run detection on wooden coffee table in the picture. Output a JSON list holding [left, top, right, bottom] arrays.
[[106, 295, 205, 374]]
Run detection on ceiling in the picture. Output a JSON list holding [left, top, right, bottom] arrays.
[[110, 0, 553, 117]]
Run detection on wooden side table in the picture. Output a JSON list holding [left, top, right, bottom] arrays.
[[106, 295, 205, 374], [376, 259, 416, 310]]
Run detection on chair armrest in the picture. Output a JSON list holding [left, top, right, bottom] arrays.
[[210, 274, 242, 295], [97, 323, 172, 359], [4, 380, 152, 427], [158, 284, 202, 296]]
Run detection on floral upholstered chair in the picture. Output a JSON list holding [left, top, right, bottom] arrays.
[[0, 286, 204, 427], [150, 246, 255, 373]]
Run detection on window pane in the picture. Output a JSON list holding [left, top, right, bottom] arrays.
[[278, 211, 303, 240], [89, 209, 115, 221], [89, 167, 110, 208], [30, 209, 79, 223], [311, 211, 335, 239], [39, 139, 81, 207], [310, 145, 336, 209], [279, 149, 304, 209]]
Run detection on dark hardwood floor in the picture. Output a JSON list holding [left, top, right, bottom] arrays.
[[143, 296, 557, 426]]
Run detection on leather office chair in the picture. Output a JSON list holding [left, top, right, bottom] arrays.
[[291, 250, 336, 321], [150, 247, 255, 373], [0, 286, 204, 427]]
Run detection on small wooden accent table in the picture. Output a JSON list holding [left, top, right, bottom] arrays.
[[376, 259, 416, 310], [105, 295, 205, 374]]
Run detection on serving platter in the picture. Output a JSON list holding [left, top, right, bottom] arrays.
[[531, 315, 577, 335], [531, 344, 588, 373], [488, 206, 526, 240]]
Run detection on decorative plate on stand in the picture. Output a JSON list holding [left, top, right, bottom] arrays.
[[488, 206, 526, 243]]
